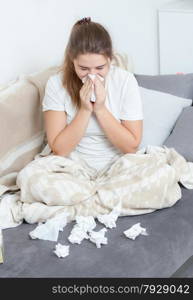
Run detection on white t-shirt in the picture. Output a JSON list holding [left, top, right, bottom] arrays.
[[42, 64, 143, 171]]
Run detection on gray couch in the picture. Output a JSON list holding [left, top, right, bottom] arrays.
[[1, 72, 193, 278]]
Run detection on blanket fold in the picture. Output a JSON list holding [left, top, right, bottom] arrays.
[[1, 145, 193, 229]]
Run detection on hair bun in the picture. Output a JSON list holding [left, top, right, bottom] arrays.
[[76, 17, 91, 25]]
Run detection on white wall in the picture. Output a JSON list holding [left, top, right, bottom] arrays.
[[0, 0, 179, 85], [158, 0, 193, 74]]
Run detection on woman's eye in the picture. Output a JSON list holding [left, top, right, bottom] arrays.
[[80, 67, 103, 71]]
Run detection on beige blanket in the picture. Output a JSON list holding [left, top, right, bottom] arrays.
[[1, 144, 191, 227], [1, 145, 193, 228]]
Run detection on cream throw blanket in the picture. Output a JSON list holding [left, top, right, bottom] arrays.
[[1, 145, 193, 228]]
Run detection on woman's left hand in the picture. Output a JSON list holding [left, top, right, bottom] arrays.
[[93, 76, 106, 113]]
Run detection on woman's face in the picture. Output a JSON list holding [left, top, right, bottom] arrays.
[[73, 53, 110, 80]]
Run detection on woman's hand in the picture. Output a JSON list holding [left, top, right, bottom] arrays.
[[79, 78, 94, 113], [93, 76, 106, 113]]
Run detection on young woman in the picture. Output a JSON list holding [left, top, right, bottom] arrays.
[[42, 17, 143, 172], [17, 17, 191, 225], [16, 17, 144, 223]]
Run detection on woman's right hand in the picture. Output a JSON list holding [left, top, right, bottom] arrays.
[[79, 78, 94, 113]]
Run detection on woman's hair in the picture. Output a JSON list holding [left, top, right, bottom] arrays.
[[59, 17, 114, 109]]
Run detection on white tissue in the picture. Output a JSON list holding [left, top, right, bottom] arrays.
[[29, 212, 68, 242], [82, 74, 104, 102], [68, 225, 89, 244], [49, 212, 69, 231], [97, 214, 117, 229], [97, 202, 121, 228], [54, 243, 69, 258], [123, 223, 148, 240], [89, 228, 108, 248], [75, 216, 96, 232], [68, 216, 96, 244]]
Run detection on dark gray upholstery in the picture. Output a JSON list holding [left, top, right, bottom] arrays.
[[164, 106, 193, 162], [171, 255, 193, 278], [1, 187, 193, 278], [135, 73, 193, 101]]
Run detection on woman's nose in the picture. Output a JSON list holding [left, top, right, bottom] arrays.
[[90, 68, 101, 75]]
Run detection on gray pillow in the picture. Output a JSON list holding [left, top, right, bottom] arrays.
[[163, 106, 193, 162], [135, 73, 193, 101]]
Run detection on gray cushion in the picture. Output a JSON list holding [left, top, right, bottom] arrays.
[[135, 73, 193, 101], [163, 106, 193, 162]]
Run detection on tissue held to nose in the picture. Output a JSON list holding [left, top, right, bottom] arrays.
[[82, 74, 104, 102]]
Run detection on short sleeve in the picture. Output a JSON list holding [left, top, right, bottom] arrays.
[[119, 74, 143, 120], [42, 76, 66, 112]]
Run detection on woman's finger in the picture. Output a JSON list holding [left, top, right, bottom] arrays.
[[81, 80, 90, 95], [84, 80, 93, 94], [82, 78, 91, 89], [81, 85, 92, 101]]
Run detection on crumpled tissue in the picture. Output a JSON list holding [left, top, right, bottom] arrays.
[[123, 223, 148, 240], [89, 228, 108, 248], [54, 243, 69, 258], [29, 212, 68, 242], [68, 226, 90, 244], [82, 74, 104, 102], [68, 216, 96, 244], [75, 216, 96, 232], [97, 202, 121, 228]]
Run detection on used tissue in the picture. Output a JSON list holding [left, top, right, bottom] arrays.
[[29, 212, 68, 242], [97, 202, 121, 228], [68, 226, 90, 244], [82, 74, 104, 102], [54, 243, 69, 258], [75, 216, 96, 232], [123, 223, 148, 240], [68, 216, 96, 244], [89, 228, 108, 248]]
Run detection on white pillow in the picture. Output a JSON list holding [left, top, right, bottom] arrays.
[[139, 87, 192, 149]]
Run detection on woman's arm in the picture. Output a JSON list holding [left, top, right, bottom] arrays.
[[44, 108, 92, 156], [44, 77, 94, 157], [93, 75, 143, 153], [95, 106, 143, 153]]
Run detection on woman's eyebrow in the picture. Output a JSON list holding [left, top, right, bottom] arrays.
[[78, 63, 106, 68]]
